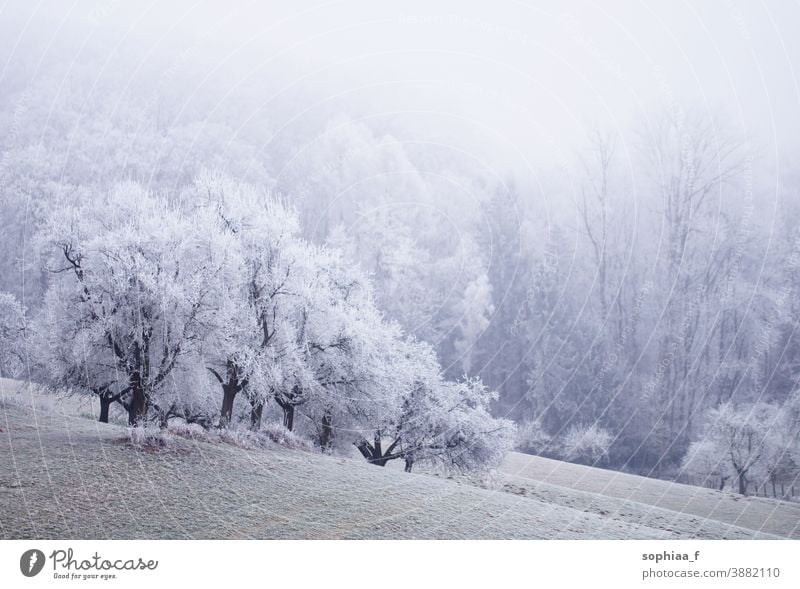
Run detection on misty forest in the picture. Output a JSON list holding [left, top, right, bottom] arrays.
[[1, 1, 800, 514]]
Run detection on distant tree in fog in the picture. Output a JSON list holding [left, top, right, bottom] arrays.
[[0, 292, 26, 379], [682, 402, 793, 495]]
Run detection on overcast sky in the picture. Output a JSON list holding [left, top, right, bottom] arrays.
[[2, 0, 798, 183]]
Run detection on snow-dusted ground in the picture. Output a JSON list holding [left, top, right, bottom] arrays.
[[498, 454, 800, 539], [1, 379, 797, 539]]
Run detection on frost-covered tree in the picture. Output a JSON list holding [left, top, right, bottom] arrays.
[[188, 173, 306, 429], [33, 285, 130, 423], [290, 250, 399, 446], [682, 402, 790, 495], [558, 424, 613, 466], [639, 111, 746, 458], [515, 418, 551, 455], [402, 377, 515, 473], [355, 338, 515, 473], [36, 182, 233, 425], [183, 174, 430, 448], [0, 292, 26, 379]]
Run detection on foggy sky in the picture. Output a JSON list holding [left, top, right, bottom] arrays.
[[1, 0, 798, 184]]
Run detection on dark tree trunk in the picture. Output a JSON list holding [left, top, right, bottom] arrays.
[[99, 395, 112, 424], [283, 404, 294, 431], [250, 400, 264, 431], [373, 431, 382, 460], [404, 457, 414, 473], [355, 432, 402, 467], [127, 336, 152, 426], [215, 361, 244, 428], [275, 397, 295, 431], [129, 371, 148, 426], [356, 440, 377, 463], [219, 382, 238, 428], [736, 470, 748, 495], [130, 391, 147, 425], [318, 412, 333, 450]]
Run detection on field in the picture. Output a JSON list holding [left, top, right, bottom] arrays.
[[1, 379, 798, 540]]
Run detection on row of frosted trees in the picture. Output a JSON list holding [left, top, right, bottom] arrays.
[[20, 173, 513, 473], [474, 113, 800, 492]]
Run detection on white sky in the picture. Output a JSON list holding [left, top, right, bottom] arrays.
[[3, 0, 799, 180]]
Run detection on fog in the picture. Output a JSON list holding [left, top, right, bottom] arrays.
[[2, 1, 800, 485], [4, 1, 798, 172]]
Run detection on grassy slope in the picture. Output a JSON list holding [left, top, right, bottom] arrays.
[[497, 454, 800, 539], [1, 379, 797, 539]]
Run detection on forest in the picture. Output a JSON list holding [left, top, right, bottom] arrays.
[[1, 4, 799, 495]]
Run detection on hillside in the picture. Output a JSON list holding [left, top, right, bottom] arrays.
[[1, 379, 797, 540]]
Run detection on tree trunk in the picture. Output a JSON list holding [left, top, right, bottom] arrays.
[[737, 470, 748, 495], [318, 412, 333, 450], [356, 432, 402, 467], [219, 382, 238, 428], [128, 337, 150, 426], [283, 404, 295, 431], [99, 395, 112, 424], [275, 397, 295, 431], [373, 432, 383, 461], [355, 440, 386, 465], [129, 374, 148, 426], [250, 400, 264, 431]]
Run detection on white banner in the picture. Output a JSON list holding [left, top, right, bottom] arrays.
[[1, 540, 797, 588]]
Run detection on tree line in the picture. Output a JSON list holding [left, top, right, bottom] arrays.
[[2, 174, 514, 474], [1, 30, 798, 493]]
